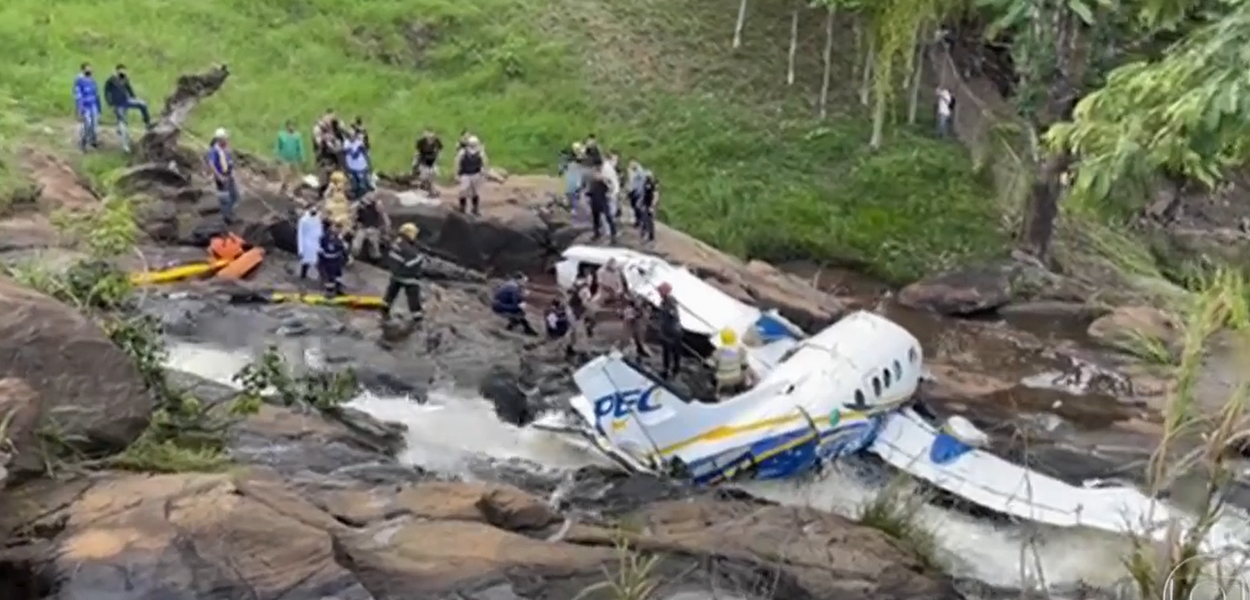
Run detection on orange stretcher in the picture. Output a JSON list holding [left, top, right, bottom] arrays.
[[130, 233, 265, 285]]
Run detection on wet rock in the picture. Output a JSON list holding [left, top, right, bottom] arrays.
[[899, 263, 1013, 316], [0, 471, 373, 600], [1087, 305, 1180, 355], [480, 364, 537, 426], [0, 277, 156, 478]]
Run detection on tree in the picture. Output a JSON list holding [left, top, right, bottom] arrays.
[[1048, 1, 1250, 210]]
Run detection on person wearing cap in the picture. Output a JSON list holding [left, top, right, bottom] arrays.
[[382, 222, 427, 323], [492, 273, 537, 335], [454, 135, 487, 216], [104, 64, 152, 153], [206, 128, 239, 224], [655, 282, 683, 379]]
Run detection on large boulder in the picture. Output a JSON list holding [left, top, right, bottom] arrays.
[[1087, 305, 1181, 356], [0, 471, 373, 600], [0, 277, 155, 477]]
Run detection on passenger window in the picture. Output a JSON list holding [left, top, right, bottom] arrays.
[[908, 348, 918, 364], [883, 369, 892, 388], [872, 377, 882, 397], [893, 360, 902, 379], [852, 390, 866, 408]]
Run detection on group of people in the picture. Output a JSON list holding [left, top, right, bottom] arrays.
[[73, 62, 154, 153], [560, 135, 661, 244]]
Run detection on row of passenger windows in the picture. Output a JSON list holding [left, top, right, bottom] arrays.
[[850, 346, 920, 408]]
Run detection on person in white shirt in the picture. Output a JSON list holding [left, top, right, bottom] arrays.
[[936, 87, 955, 138]]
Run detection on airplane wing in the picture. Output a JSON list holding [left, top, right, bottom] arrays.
[[867, 408, 1179, 536]]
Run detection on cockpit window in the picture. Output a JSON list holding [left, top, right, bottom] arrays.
[[908, 348, 918, 364]]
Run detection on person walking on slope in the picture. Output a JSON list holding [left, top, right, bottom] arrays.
[[413, 128, 443, 194], [343, 129, 371, 201], [318, 220, 348, 296], [936, 87, 956, 138], [455, 136, 487, 216], [275, 120, 306, 195], [382, 222, 427, 324], [103, 64, 152, 153], [492, 273, 538, 335], [655, 282, 683, 379], [207, 128, 239, 224], [72, 63, 101, 152], [296, 205, 323, 281]]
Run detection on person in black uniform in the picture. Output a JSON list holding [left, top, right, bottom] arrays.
[[413, 128, 443, 194], [455, 135, 486, 216], [382, 222, 427, 323], [317, 220, 348, 296], [655, 282, 682, 379], [586, 168, 616, 243], [637, 172, 659, 242]]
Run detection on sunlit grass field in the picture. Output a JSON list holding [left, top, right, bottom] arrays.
[[0, 0, 1005, 282]]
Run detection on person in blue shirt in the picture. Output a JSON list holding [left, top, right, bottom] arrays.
[[492, 273, 537, 335], [343, 129, 371, 201], [206, 128, 239, 224], [318, 220, 348, 296], [72, 63, 101, 152], [103, 64, 152, 153]]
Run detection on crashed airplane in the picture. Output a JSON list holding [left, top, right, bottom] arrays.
[[537, 244, 1246, 552]]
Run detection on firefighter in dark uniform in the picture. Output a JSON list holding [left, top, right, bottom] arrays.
[[382, 222, 426, 323]]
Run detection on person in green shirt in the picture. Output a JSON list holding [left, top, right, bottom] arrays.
[[275, 120, 306, 196]]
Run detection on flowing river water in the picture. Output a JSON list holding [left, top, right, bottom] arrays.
[[165, 341, 1139, 592]]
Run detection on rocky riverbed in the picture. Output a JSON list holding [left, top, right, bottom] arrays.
[[1, 68, 1248, 600]]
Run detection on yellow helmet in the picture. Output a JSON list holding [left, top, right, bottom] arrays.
[[329, 171, 346, 184], [719, 328, 737, 345], [399, 222, 419, 239]]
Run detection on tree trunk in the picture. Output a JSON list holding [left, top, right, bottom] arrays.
[[859, 36, 874, 107], [733, 0, 749, 48], [819, 8, 836, 119], [907, 44, 924, 125], [1018, 150, 1072, 260], [869, 84, 887, 149], [138, 64, 231, 168], [787, 5, 799, 85]]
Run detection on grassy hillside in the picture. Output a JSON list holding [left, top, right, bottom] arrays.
[[0, 0, 1005, 282]]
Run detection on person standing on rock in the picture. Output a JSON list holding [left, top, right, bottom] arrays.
[[586, 168, 616, 244], [275, 120, 306, 195], [493, 273, 538, 335], [413, 128, 443, 194], [313, 109, 344, 195], [603, 152, 622, 223], [636, 171, 659, 243], [655, 282, 683, 379], [103, 64, 152, 153], [296, 205, 322, 281], [344, 129, 371, 201], [936, 87, 955, 138], [560, 142, 586, 217], [626, 160, 649, 225], [568, 274, 595, 338], [381, 222, 427, 324], [623, 295, 650, 358], [207, 128, 239, 225], [351, 192, 389, 261], [72, 63, 101, 152], [455, 135, 486, 216], [318, 220, 348, 296]]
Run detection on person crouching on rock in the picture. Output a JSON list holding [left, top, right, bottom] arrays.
[[297, 205, 322, 281], [351, 192, 388, 261], [413, 128, 443, 194], [492, 273, 537, 335], [382, 222, 426, 324], [318, 220, 348, 296], [455, 135, 486, 216], [544, 298, 576, 360]]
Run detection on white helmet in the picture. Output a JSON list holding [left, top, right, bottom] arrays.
[[466, 135, 480, 147], [213, 127, 228, 139]]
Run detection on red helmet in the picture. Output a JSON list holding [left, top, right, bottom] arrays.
[[657, 282, 672, 296]]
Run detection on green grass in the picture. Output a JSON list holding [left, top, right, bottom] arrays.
[[0, 0, 1005, 282]]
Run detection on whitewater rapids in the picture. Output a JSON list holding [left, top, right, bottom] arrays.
[[166, 341, 1139, 590]]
